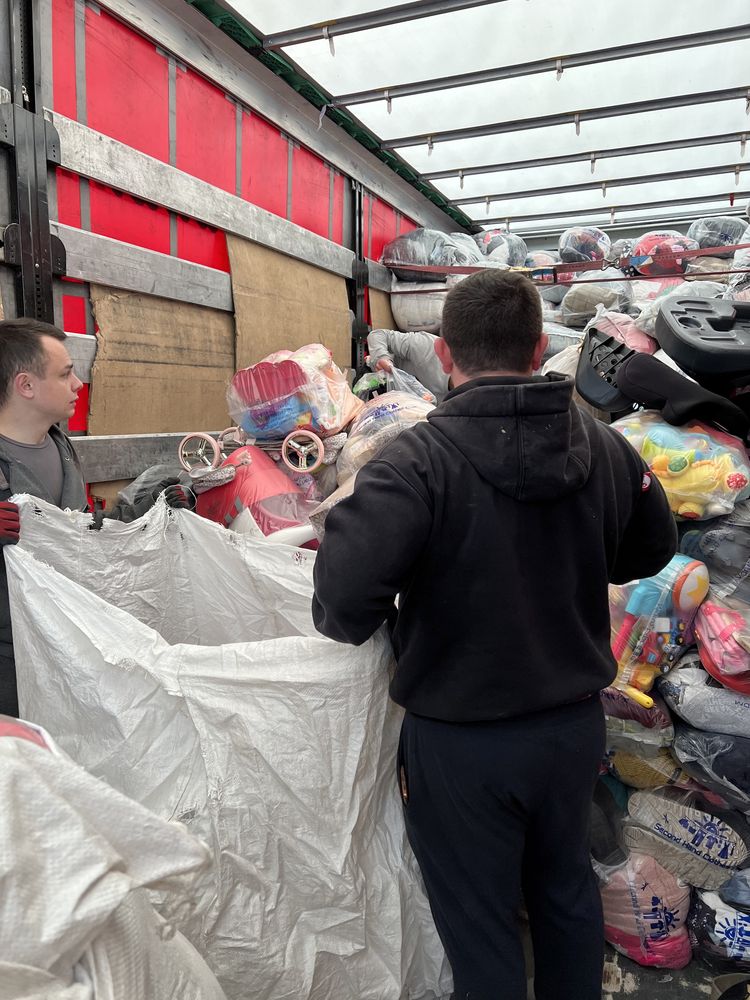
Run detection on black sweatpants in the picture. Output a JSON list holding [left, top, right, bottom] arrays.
[[398, 695, 606, 1000]]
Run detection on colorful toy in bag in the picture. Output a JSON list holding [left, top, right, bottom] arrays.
[[612, 411, 750, 520], [609, 553, 709, 705], [632, 231, 700, 277], [558, 226, 611, 264], [193, 444, 317, 539], [599, 852, 692, 969], [227, 344, 363, 463], [694, 597, 750, 696]]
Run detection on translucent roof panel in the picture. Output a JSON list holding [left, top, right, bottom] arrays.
[[222, 0, 750, 230]]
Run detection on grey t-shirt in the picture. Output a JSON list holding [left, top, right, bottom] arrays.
[[0, 433, 64, 505]]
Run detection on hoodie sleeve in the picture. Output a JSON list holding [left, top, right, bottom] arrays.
[[610, 462, 678, 585], [312, 459, 432, 645]]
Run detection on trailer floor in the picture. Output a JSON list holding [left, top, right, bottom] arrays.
[[600, 947, 715, 998]]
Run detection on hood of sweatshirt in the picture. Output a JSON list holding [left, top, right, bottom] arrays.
[[426, 374, 593, 501]]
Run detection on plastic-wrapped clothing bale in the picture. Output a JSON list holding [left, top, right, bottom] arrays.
[[687, 217, 748, 258], [681, 502, 750, 604], [559, 226, 611, 264], [724, 223, 750, 303], [659, 651, 750, 738], [673, 723, 750, 814], [610, 238, 636, 265], [623, 788, 750, 890], [633, 280, 726, 338], [389, 274, 464, 334], [612, 412, 750, 520], [474, 229, 525, 263], [633, 231, 700, 277], [486, 232, 528, 266], [540, 320, 583, 361], [690, 890, 750, 970], [695, 597, 750, 696], [382, 228, 482, 282], [720, 870, 750, 913], [525, 250, 568, 303], [607, 552, 710, 696], [336, 391, 434, 486], [599, 852, 692, 969], [0, 719, 226, 1000], [584, 305, 658, 354], [5, 498, 451, 1000], [601, 687, 674, 755], [606, 747, 696, 790], [560, 269, 633, 328], [450, 232, 483, 256], [685, 257, 731, 282]]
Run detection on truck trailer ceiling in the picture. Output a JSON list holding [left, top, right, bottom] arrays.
[[203, 0, 749, 237]]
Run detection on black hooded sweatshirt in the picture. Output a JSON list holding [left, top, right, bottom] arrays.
[[312, 375, 677, 722]]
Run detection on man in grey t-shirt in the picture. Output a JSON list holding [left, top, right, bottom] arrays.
[[366, 328, 450, 402], [0, 319, 88, 717]]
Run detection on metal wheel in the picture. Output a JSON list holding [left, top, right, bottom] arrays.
[[178, 432, 221, 472], [281, 430, 324, 473]]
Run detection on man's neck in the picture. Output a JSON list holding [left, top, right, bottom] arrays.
[[0, 408, 53, 446]]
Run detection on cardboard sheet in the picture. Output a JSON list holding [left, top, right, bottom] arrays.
[[368, 289, 395, 331], [228, 237, 352, 369], [88, 286, 235, 434]]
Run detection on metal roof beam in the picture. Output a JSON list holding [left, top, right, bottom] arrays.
[[479, 191, 750, 225], [454, 162, 750, 206], [261, 0, 505, 50], [518, 209, 747, 240], [421, 131, 749, 181], [381, 87, 750, 149], [332, 24, 750, 107]]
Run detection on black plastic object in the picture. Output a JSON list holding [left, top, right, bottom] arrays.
[[574, 328, 635, 411], [616, 353, 749, 438], [654, 298, 750, 380]]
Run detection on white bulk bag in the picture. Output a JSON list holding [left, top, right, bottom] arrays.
[[5, 498, 450, 1000]]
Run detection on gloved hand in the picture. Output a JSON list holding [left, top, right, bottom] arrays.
[[0, 501, 20, 546], [89, 478, 193, 531], [160, 482, 193, 510]]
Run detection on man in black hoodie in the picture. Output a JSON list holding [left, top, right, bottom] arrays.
[[312, 269, 677, 1000]]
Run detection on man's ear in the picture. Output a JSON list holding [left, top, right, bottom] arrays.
[[434, 337, 454, 375], [13, 371, 35, 400], [532, 333, 549, 372]]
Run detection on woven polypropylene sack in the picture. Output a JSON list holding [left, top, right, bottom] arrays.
[[5, 498, 451, 1000]]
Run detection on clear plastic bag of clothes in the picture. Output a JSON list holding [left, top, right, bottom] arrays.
[[623, 788, 750, 891], [687, 217, 748, 257], [694, 597, 750, 695], [684, 257, 731, 281], [381, 228, 482, 282], [612, 411, 750, 520], [227, 344, 363, 441], [608, 553, 709, 697], [690, 890, 750, 969], [525, 250, 569, 303], [633, 232, 700, 277], [599, 851, 692, 969], [659, 650, 750, 738], [609, 238, 636, 265], [720, 869, 750, 913], [681, 501, 750, 604], [724, 222, 750, 303], [673, 723, 750, 814], [560, 270, 633, 328], [390, 276, 460, 334], [605, 746, 696, 791], [584, 305, 657, 354], [336, 391, 434, 486], [601, 687, 675, 756], [559, 226, 611, 264], [385, 367, 436, 404], [475, 229, 527, 264]]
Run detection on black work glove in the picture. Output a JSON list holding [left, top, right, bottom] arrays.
[[89, 478, 191, 530]]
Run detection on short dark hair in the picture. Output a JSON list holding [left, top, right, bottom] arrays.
[[441, 269, 542, 375], [0, 318, 67, 408]]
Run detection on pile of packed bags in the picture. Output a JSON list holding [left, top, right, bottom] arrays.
[[591, 402, 750, 974], [379, 205, 750, 345]]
